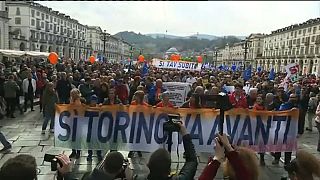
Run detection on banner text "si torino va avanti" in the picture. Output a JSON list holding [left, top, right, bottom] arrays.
[[55, 105, 298, 153]]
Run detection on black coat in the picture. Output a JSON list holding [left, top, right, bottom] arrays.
[[147, 134, 198, 180]]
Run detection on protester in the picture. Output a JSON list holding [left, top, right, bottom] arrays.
[[0, 131, 11, 153], [56, 72, 72, 104], [273, 93, 298, 165], [154, 79, 166, 105], [284, 150, 320, 180], [79, 77, 93, 103], [69, 88, 83, 159], [252, 94, 264, 110], [156, 91, 174, 108], [115, 79, 129, 105], [228, 83, 248, 108], [315, 100, 320, 152], [0, 154, 73, 180], [199, 133, 258, 180], [247, 88, 258, 108], [129, 90, 149, 158], [4, 75, 20, 118], [41, 82, 58, 134], [298, 87, 310, 135], [146, 122, 198, 180], [82, 151, 133, 180], [306, 92, 317, 132], [22, 72, 36, 112], [87, 95, 103, 162]]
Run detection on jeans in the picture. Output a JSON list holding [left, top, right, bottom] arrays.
[[298, 109, 307, 135], [24, 93, 34, 111], [0, 131, 10, 147], [316, 122, 320, 150], [88, 150, 102, 157], [307, 112, 315, 130], [274, 152, 292, 165], [5, 97, 16, 116], [42, 114, 54, 130]]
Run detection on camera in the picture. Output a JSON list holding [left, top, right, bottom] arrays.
[[44, 154, 63, 171], [115, 159, 129, 179], [163, 114, 181, 133]]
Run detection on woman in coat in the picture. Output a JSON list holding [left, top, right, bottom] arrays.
[[41, 82, 58, 134]]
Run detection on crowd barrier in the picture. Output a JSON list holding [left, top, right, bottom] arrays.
[[54, 105, 298, 153]]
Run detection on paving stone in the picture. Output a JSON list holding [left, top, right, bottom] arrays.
[[19, 146, 43, 153], [12, 140, 40, 147]]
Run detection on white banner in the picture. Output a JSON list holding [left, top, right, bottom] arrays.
[[55, 105, 299, 153], [152, 59, 202, 71], [163, 82, 191, 107], [285, 63, 299, 82]]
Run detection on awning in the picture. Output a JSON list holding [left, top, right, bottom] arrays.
[[0, 49, 49, 58]]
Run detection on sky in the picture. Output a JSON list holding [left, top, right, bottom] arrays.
[[39, 1, 320, 37]]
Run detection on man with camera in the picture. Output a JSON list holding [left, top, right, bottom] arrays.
[[0, 153, 74, 180], [146, 121, 198, 180], [82, 151, 134, 180]]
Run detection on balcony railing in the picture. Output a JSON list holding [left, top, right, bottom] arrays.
[[40, 39, 47, 43], [30, 37, 38, 42], [56, 40, 62, 45]]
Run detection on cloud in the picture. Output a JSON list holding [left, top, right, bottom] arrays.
[[38, 1, 319, 36]]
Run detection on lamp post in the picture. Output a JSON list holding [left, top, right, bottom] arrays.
[[100, 30, 110, 61], [214, 47, 218, 68], [243, 38, 251, 70]]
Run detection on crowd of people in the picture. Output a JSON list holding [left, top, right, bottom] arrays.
[[0, 58, 319, 179]]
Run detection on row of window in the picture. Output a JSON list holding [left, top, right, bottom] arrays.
[[266, 26, 320, 43], [264, 45, 320, 56], [29, 8, 86, 32]]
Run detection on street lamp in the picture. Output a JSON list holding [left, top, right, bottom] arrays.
[[242, 38, 251, 70], [214, 47, 218, 68], [100, 30, 110, 61]]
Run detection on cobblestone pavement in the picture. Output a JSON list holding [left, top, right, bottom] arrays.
[[0, 106, 319, 180]]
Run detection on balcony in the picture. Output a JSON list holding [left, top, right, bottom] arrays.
[[40, 39, 47, 43], [56, 40, 62, 45], [30, 37, 38, 42]]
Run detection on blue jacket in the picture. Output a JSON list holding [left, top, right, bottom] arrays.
[[279, 102, 297, 111]]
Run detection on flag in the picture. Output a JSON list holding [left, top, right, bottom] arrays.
[[269, 68, 275, 80], [231, 64, 237, 72], [218, 65, 224, 70], [257, 66, 262, 73], [141, 62, 149, 76], [243, 65, 252, 81]]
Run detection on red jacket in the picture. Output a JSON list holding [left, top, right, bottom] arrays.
[[228, 92, 248, 109], [156, 101, 174, 108], [198, 151, 252, 180], [116, 84, 128, 104]]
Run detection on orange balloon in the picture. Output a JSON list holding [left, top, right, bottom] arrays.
[[138, 55, 145, 62], [89, 56, 95, 64], [197, 56, 203, 63], [48, 52, 58, 65]]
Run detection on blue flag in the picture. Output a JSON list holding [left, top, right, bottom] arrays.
[[142, 62, 149, 76], [257, 66, 262, 73], [231, 64, 237, 72], [243, 65, 252, 81], [269, 68, 275, 80]]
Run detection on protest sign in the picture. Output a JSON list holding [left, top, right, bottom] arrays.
[[162, 82, 191, 107], [55, 105, 298, 153], [285, 63, 299, 82], [152, 59, 202, 71]]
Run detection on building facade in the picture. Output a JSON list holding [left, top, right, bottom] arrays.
[[5, 1, 131, 62], [0, 2, 9, 49], [258, 18, 320, 75], [217, 33, 265, 69], [6, 1, 89, 61]]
